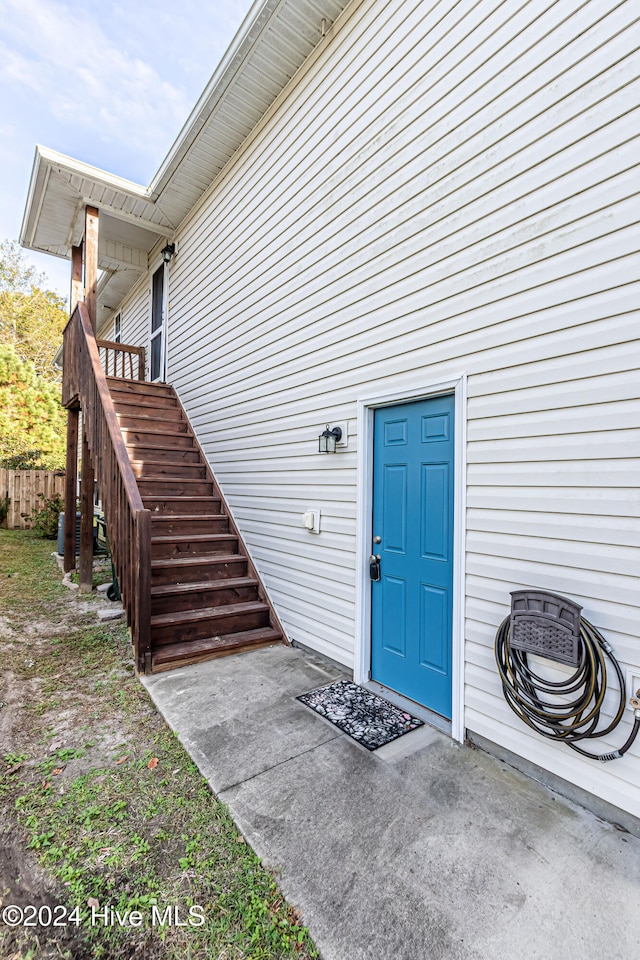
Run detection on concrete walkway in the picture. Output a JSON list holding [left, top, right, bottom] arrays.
[[143, 645, 640, 960]]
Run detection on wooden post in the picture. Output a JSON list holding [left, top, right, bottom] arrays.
[[84, 206, 99, 332], [79, 429, 94, 593], [70, 244, 83, 313], [63, 408, 79, 572], [136, 510, 152, 674]]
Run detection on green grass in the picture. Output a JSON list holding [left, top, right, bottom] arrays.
[[0, 529, 67, 609], [0, 530, 318, 960]]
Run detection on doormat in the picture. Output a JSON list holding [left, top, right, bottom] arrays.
[[297, 679, 424, 751]]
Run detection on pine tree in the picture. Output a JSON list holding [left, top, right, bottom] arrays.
[[0, 241, 67, 381], [0, 344, 66, 469], [0, 242, 68, 469]]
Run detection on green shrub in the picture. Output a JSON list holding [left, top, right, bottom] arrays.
[[0, 450, 46, 470], [31, 493, 63, 539], [0, 495, 9, 525]]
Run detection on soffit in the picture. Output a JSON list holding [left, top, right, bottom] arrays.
[[21, 0, 352, 320]]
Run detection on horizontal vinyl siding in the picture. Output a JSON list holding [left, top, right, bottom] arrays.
[[117, 280, 149, 374], [161, 0, 639, 816]]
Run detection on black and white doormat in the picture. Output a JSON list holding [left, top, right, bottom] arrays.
[[297, 679, 424, 751]]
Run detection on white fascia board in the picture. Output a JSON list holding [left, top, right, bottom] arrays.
[[38, 145, 149, 198], [20, 147, 44, 248]]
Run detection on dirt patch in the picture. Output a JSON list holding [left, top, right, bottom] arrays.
[[0, 530, 318, 960]]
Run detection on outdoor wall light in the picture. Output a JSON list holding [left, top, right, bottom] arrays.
[[161, 243, 176, 264], [318, 424, 342, 453]]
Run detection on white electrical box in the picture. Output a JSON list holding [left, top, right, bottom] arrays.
[[302, 509, 321, 534], [626, 669, 640, 699]]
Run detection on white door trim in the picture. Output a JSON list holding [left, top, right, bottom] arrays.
[[148, 261, 169, 383], [354, 374, 467, 744]]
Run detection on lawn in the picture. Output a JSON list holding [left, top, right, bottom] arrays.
[[0, 529, 318, 960]]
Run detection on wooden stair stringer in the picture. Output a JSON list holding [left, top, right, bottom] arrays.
[[107, 376, 289, 673], [171, 391, 290, 655]]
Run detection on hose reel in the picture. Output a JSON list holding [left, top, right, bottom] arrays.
[[495, 590, 640, 762]]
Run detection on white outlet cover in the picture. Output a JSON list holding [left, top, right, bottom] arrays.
[[303, 508, 321, 534], [626, 669, 640, 698]]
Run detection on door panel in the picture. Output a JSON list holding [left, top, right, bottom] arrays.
[[381, 575, 406, 656], [371, 394, 455, 718], [383, 464, 407, 553]]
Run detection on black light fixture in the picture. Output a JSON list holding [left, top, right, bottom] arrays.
[[161, 242, 176, 264], [319, 424, 342, 453]]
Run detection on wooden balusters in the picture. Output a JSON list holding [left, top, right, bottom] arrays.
[[95, 339, 146, 382]]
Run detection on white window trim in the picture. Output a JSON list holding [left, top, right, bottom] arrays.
[[353, 373, 468, 744]]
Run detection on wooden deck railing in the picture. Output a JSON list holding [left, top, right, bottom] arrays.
[[63, 303, 151, 673], [97, 339, 145, 380]]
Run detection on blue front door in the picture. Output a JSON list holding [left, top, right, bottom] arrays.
[[371, 395, 455, 718]]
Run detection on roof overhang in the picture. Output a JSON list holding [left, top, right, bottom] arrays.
[[21, 0, 351, 328]]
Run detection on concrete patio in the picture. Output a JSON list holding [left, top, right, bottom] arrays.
[[143, 644, 640, 960]]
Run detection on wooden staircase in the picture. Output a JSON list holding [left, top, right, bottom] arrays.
[[106, 375, 285, 672]]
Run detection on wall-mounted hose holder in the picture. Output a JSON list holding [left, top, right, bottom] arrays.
[[495, 590, 640, 762]]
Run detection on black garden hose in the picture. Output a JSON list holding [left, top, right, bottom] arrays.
[[495, 615, 640, 761]]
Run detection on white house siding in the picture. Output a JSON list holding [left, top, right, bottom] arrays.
[[114, 278, 149, 375], [118, 0, 640, 817]]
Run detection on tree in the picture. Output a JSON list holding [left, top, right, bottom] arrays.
[[0, 241, 68, 381], [0, 344, 67, 469], [0, 242, 68, 470]]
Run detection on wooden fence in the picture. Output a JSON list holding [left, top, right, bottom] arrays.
[[0, 469, 66, 530]]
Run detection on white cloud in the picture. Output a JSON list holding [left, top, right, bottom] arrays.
[[0, 0, 250, 269], [0, 0, 192, 167]]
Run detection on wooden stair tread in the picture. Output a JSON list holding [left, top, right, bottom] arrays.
[[132, 455, 200, 465], [151, 600, 268, 627], [151, 552, 244, 568], [120, 424, 186, 433], [127, 441, 196, 450], [150, 513, 226, 522], [106, 377, 173, 395], [111, 391, 177, 402], [151, 628, 282, 669], [151, 533, 237, 544], [121, 424, 189, 436], [116, 410, 186, 429], [144, 498, 223, 516], [132, 460, 199, 469], [140, 476, 210, 484], [111, 390, 179, 410], [151, 576, 257, 597], [144, 496, 221, 503]]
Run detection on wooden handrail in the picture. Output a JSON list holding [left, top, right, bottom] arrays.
[[63, 303, 151, 673], [97, 339, 145, 380]]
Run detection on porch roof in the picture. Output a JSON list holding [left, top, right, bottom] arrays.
[[20, 0, 350, 330]]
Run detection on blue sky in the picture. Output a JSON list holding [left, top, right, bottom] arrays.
[[0, 0, 251, 298]]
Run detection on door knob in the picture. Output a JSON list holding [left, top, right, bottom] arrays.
[[373, 535, 381, 543]]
